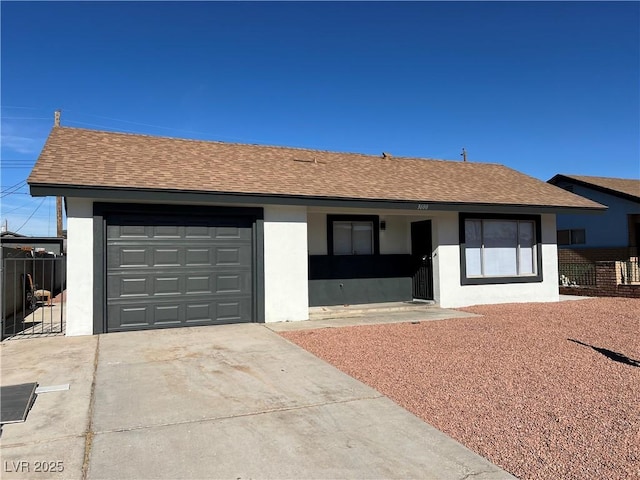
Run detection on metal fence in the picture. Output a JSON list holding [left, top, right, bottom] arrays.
[[619, 259, 640, 285], [1, 252, 66, 340], [558, 262, 596, 287]]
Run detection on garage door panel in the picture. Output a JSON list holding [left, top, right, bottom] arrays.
[[154, 225, 182, 238], [215, 298, 252, 322], [154, 276, 182, 295], [108, 275, 151, 298], [216, 274, 242, 293], [111, 305, 150, 328], [186, 276, 212, 294], [107, 225, 149, 239], [106, 214, 255, 332], [107, 247, 148, 268], [215, 226, 243, 239], [108, 297, 252, 330], [120, 277, 149, 297], [186, 248, 212, 265], [153, 304, 182, 324], [186, 303, 212, 323], [184, 226, 212, 238], [109, 271, 251, 298], [152, 248, 181, 266], [215, 246, 252, 266]]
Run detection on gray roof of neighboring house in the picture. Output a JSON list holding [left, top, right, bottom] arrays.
[[548, 174, 640, 203]]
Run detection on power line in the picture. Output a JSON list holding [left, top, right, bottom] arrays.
[[0, 180, 27, 197], [0, 179, 26, 192], [1, 105, 41, 110], [1, 202, 30, 214], [14, 197, 46, 233], [65, 111, 214, 136], [1, 117, 49, 120]]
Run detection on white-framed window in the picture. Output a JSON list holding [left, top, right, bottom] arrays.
[[461, 214, 542, 284], [333, 221, 374, 255]]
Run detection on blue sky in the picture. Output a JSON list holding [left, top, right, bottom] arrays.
[[1, 1, 639, 236]]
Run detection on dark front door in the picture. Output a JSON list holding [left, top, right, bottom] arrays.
[[411, 220, 434, 300]]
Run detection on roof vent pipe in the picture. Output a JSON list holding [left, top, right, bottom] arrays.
[[54, 110, 61, 127]]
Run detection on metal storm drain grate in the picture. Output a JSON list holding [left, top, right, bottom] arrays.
[[0, 383, 38, 424]]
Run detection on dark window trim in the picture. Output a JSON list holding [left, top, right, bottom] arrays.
[[557, 229, 569, 246], [327, 214, 380, 256], [459, 213, 543, 285], [557, 228, 586, 245], [92, 202, 264, 334]]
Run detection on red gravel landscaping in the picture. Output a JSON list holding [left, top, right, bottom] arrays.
[[281, 297, 640, 480]]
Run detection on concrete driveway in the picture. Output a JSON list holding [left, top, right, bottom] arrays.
[[1, 324, 514, 479]]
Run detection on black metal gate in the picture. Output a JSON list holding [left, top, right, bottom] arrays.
[[411, 220, 434, 300], [1, 252, 66, 340]]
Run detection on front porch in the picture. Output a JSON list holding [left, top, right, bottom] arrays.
[[306, 208, 437, 308]]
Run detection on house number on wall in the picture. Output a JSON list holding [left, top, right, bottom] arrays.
[[417, 204, 429, 210]]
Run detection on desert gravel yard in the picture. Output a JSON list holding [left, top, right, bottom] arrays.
[[281, 297, 640, 480]]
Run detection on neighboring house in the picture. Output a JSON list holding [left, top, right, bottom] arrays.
[[28, 127, 603, 336], [0, 236, 65, 255], [0, 230, 27, 238], [548, 175, 640, 260]]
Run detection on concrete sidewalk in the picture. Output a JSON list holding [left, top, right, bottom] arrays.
[[1, 323, 515, 479]]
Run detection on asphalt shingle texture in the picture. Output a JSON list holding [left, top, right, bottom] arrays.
[[559, 175, 640, 201], [29, 126, 604, 209]]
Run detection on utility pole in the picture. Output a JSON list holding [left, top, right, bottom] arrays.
[[461, 148, 468, 162], [53, 110, 64, 237], [56, 197, 63, 237]]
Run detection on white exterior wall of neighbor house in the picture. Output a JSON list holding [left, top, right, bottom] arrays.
[[263, 205, 309, 322], [65, 197, 95, 336], [435, 212, 559, 308]]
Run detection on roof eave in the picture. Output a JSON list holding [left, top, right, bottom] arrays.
[[548, 175, 640, 203], [28, 183, 607, 215]]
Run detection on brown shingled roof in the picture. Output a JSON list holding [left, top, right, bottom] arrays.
[[29, 127, 603, 210], [550, 174, 640, 203]]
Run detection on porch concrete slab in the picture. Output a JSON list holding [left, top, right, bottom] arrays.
[[92, 324, 381, 433], [90, 324, 513, 480], [89, 396, 511, 480], [309, 301, 438, 318], [268, 306, 480, 332]]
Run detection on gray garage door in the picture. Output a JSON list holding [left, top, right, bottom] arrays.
[[106, 214, 253, 332]]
